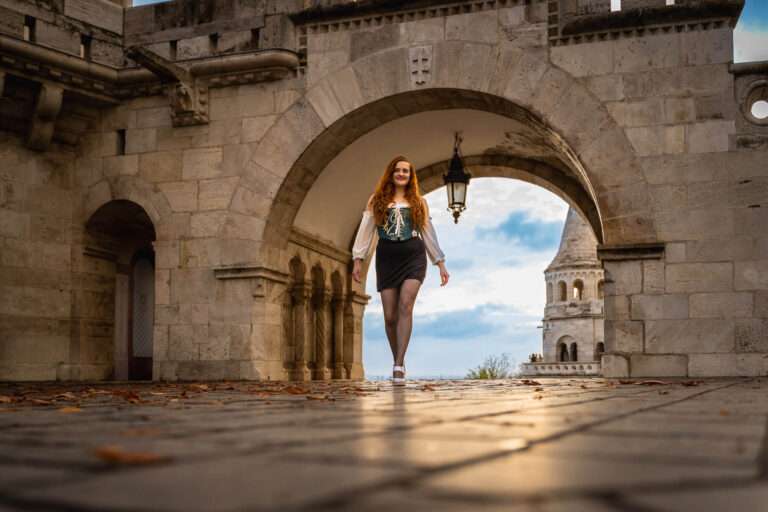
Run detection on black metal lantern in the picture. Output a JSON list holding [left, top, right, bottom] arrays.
[[443, 133, 471, 224]]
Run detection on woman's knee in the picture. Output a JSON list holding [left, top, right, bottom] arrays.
[[398, 300, 415, 317]]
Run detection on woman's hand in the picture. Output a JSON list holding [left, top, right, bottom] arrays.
[[352, 259, 362, 283], [437, 261, 449, 287]]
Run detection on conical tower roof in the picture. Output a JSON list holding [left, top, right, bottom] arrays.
[[546, 207, 600, 272]]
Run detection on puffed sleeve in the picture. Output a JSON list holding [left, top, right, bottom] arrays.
[[352, 210, 378, 260], [421, 205, 445, 265]]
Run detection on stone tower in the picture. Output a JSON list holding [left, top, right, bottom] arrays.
[[523, 207, 604, 376]]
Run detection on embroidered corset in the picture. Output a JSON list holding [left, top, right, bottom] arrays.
[[377, 206, 419, 241]]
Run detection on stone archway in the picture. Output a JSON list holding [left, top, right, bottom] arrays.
[[83, 199, 157, 380], [246, 42, 659, 380]]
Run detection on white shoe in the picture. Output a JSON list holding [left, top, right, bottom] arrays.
[[392, 365, 406, 386]]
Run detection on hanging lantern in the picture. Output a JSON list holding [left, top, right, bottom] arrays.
[[443, 133, 471, 224]]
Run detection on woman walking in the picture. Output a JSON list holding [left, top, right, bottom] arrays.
[[351, 156, 450, 386]]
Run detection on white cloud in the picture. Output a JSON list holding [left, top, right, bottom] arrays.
[[363, 179, 569, 377]]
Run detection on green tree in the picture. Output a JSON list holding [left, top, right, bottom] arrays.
[[466, 353, 516, 379]]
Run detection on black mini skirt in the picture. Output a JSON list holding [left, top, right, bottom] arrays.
[[375, 236, 427, 292]]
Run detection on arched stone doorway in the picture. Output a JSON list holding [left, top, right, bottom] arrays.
[[255, 83, 625, 380], [85, 200, 156, 380]]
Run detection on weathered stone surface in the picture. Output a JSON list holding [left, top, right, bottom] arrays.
[[735, 260, 768, 291], [630, 294, 688, 320], [630, 354, 687, 377], [182, 148, 223, 180], [690, 293, 754, 319], [139, 151, 182, 183], [601, 353, 629, 378], [665, 263, 733, 293], [603, 261, 642, 296], [605, 320, 643, 352], [735, 319, 768, 353], [199, 177, 239, 211], [645, 319, 734, 354], [158, 181, 197, 212]]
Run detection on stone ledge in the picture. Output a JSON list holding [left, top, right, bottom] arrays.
[[597, 243, 665, 261], [213, 265, 289, 283]]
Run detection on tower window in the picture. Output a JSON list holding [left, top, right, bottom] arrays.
[[573, 280, 584, 301], [80, 35, 92, 61], [23, 16, 36, 42]]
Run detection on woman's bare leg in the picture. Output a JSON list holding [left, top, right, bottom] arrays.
[[380, 287, 399, 361], [394, 278, 422, 367]]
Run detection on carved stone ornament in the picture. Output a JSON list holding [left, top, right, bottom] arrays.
[[408, 45, 432, 87]]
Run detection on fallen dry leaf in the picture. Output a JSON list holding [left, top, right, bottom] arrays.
[[94, 445, 171, 465], [639, 380, 669, 386], [282, 386, 309, 395], [658, 390, 670, 395], [534, 387, 544, 392], [421, 384, 436, 392], [618, 379, 636, 385], [58, 407, 82, 413], [720, 409, 730, 416], [520, 379, 541, 386], [533, 395, 544, 400], [680, 380, 702, 387], [0, 395, 13, 404], [188, 384, 209, 392], [30, 399, 54, 405], [306, 395, 330, 401]]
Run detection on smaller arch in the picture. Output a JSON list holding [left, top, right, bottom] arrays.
[[570, 343, 578, 362], [558, 281, 568, 302], [289, 255, 306, 282], [595, 342, 605, 361], [597, 280, 605, 300], [573, 279, 584, 301], [546, 282, 553, 304], [557, 342, 569, 362]]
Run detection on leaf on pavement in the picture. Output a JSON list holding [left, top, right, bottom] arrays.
[[0, 396, 13, 404], [639, 380, 668, 386], [94, 445, 171, 465], [58, 407, 82, 413]]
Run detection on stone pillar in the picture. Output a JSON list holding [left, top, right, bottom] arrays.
[[311, 286, 332, 380], [291, 282, 313, 381], [598, 244, 666, 378], [331, 293, 346, 379], [343, 291, 369, 380]]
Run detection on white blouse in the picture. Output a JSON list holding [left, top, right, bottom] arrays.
[[352, 201, 446, 265]]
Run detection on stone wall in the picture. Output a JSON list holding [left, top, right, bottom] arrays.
[[0, 0, 765, 381], [0, 134, 78, 380]]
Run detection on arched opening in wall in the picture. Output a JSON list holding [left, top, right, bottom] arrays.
[[573, 279, 584, 301], [570, 342, 578, 362], [558, 341, 569, 362], [84, 200, 156, 381], [266, 88, 614, 380], [595, 342, 605, 361]]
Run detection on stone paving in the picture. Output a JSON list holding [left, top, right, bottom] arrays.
[[0, 377, 766, 512]]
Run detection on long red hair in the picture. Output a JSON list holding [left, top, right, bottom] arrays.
[[371, 156, 426, 230]]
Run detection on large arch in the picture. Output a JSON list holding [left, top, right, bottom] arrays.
[[254, 42, 657, 271]]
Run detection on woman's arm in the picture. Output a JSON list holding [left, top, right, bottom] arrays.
[[421, 198, 445, 265], [351, 195, 376, 283]]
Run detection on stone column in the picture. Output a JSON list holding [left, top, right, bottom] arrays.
[[311, 286, 332, 380], [291, 282, 313, 381], [343, 291, 370, 380], [331, 293, 346, 379]]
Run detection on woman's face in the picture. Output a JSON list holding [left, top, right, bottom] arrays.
[[392, 161, 411, 187]]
